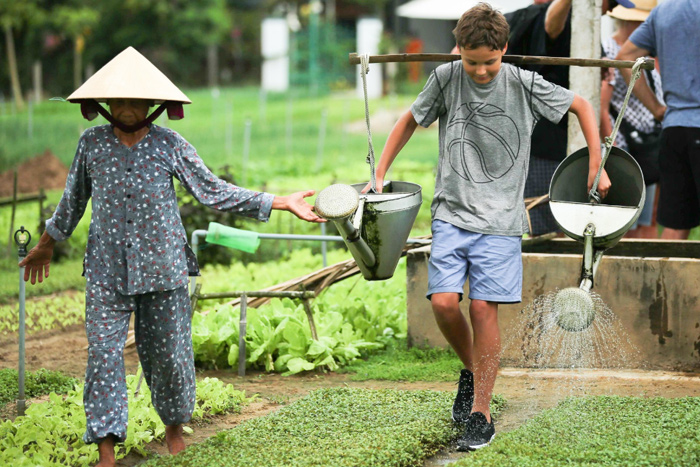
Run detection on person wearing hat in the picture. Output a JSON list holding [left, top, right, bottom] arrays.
[[601, 0, 662, 238], [617, 0, 700, 240], [19, 47, 323, 466]]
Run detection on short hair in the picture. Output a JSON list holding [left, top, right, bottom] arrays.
[[453, 3, 509, 51]]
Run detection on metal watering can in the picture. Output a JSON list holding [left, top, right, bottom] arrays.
[[549, 146, 645, 331], [314, 55, 422, 280], [314, 181, 422, 280]]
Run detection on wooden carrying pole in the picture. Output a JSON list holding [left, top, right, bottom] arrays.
[[348, 53, 655, 71]]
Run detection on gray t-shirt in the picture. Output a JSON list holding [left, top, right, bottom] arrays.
[[411, 62, 574, 236]]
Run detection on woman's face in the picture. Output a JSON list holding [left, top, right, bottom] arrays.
[[108, 98, 150, 125]]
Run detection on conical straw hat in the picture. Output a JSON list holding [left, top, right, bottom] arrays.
[[67, 46, 190, 104]]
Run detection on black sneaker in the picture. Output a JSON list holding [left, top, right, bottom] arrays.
[[451, 369, 474, 424], [456, 412, 495, 451]]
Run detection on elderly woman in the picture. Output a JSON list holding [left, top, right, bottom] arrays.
[[20, 47, 323, 467]]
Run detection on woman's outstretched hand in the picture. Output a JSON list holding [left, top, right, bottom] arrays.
[[273, 191, 326, 223]]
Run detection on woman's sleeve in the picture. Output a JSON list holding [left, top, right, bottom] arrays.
[[44, 135, 92, 241], [172, 138, 273, 221]]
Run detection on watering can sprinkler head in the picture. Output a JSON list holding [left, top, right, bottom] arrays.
[[314, 184, 360, 221], [315, 184, 376, 268], [553, 286, 596, 332]]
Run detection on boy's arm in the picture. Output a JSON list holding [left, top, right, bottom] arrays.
[[616, 41, 666, 121], [367, 110, 419, 193], [568, 94, 611, 198]]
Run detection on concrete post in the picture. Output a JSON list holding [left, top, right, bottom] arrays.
[[261, 18, 290, 92], [567, 0, 602, 154], [356, 17, 383, 99]]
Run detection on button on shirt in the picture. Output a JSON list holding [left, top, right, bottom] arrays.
[[46, 124, 274, 295]]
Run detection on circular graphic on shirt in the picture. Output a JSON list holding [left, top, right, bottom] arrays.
[[447, 102, 521, 183]]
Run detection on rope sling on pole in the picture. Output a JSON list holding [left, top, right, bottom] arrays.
[[588, 57, 647, 203], [359, 54, 378, 193]]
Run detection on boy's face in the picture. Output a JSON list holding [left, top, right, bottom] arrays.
[[459, 44, 508, 85]]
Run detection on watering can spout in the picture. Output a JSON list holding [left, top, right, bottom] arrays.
[[339, 220, 377, 268], [315, 182, 422, 280]]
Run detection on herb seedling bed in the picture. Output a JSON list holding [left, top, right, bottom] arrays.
[[142, 387, 505, 467]]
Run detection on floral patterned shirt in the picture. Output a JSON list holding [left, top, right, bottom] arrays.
[[46, 124, 274, 295]]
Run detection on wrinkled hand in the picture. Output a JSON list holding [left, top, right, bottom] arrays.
[[588, 168, 611, 200], [19, 242, 54, 285], [275, 190, 326, 223]]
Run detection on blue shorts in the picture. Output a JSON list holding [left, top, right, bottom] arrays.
[[427, 220, 522, 303]]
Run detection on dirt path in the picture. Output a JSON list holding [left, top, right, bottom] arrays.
[[2, 323, 700, 466]]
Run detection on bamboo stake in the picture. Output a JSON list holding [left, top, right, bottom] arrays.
[[8, 171, 17, 255], [348, 53, 655, 71]]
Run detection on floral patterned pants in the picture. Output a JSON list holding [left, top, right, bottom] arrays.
[[82, 283, 195, 444]]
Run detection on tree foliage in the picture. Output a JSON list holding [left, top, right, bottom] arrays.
[[0, 0, 45, 109], [0, 0, 397, 99]]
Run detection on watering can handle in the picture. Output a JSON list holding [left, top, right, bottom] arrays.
[[359, 54, 378, 194], [588, 57, 648, 203]]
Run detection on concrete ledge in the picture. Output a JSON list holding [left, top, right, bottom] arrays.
[[406, 241, 700, 371]]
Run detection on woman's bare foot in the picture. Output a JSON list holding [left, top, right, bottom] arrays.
[[95, 435, 116, 467], [165, 424, 186, 455]]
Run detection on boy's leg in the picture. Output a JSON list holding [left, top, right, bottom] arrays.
[[428, 220, 473, 368], [468, 299, 500, 422], [457, 233, 520, 451], [431, 292, 475, 424], [83, 284, 135, 465], [134, 286, 196, 455], [427, 220, 477, 423], [430, 292, 472, 369]]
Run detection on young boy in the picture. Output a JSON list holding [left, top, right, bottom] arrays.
[[373, 3, 610, 450]]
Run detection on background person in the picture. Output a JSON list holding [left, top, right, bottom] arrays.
[[19, 47, 323, 467], [601, 0, 662, 238], [617, 0, 700, 240]]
